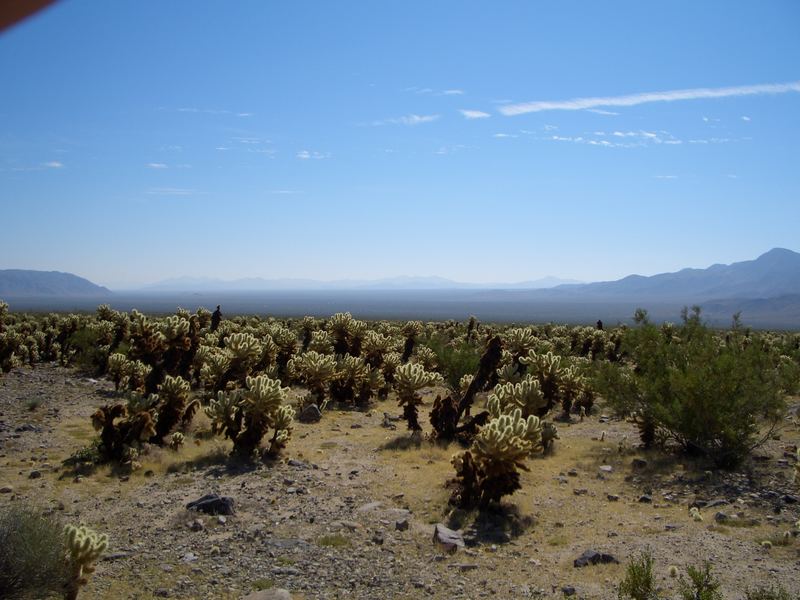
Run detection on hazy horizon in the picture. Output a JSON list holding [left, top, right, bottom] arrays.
[[1, 2, 799, 288]]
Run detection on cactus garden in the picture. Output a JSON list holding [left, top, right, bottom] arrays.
[[0, 303, 798, 599]]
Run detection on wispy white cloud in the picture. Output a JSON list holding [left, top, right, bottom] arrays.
[[654, 175, 678, 179], [44, 161, 63, 168], [147, 162, 168, 169], [442, 89, 464, 95], [499, 80, 800, 116], [147, 187, 197, 196], [459, 109, 490, 120], [174, 107, 253, 117], [268, 189, 303, 195], [741, 115, 751, 121], [435, 144, 473, 155], [296, 150, 330, 160], [372, 114, 440, 126], [492, 133, 518, 138], [587, 108, 619, 116], [405, 86, 464, 96]]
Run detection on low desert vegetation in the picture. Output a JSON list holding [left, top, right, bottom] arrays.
[[0, 299, 798, 596]]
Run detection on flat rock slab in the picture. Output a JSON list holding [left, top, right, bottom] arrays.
[[243, 589, 293, 600], [186, 493, 235, 516], [573, 549, 619, 567]]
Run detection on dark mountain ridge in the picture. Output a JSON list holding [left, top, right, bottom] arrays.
[[0, 270, 111, 297]]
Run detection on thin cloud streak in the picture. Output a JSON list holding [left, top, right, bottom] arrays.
[[499, 80, 800, 116], [459, 109, 491, 119]]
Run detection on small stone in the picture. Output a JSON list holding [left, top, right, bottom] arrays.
[[433, 523, 465, 553], [599, 465, 613, 473], [607, 494, 619, 502], [243, 589, 293, 600], [638, 494, 652, 503], [28, 470, 41, 479], [573, 488, 588, 496], [187, 519, 204, 532], [574, 549, 619, 567], [395, 519, 409, 531], [181, 552, 198, 563], [217, 515, 227, 525], [371, 532, 384, 545], [0, 486, 13, 493], [298, 404, 322, 423], [631, 458, 648, 469], [562, 586, 577, 596], [567, 469, 579, 477], [154, 588, 171, 597]]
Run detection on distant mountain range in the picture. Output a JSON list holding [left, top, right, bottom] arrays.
[[137, 275, 582, 292], [1, 249, 798, 328], [0, 270, 111, 297], [535, 247, 800, 302]]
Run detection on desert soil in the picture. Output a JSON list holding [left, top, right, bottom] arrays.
[[1, 363, 799, 600]]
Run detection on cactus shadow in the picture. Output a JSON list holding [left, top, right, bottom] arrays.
[[446, 504, 534, 545], [377, 432, 424, 451]]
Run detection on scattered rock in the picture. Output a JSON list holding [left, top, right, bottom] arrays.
[[562, 585, 577, 596], [0, 486, 13, 494], [573, 550, 619, 567], [395, 518, 409, 531], [187, 519, 204, 532], [298, 404, 322, 423], [186, 493, 235, 516], [243, 590, 293, 600], [607, 494, 619, 502], [631, 458, 648, 469], [638, 494, 652, 503], [567, 469, 579, 477], [433, 524, 465, 553], [599, 465, 613, 473]]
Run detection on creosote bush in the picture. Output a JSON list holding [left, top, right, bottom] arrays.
[[598, 308, 786, 468]]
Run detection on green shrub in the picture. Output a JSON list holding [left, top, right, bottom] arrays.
[[598, 308, 785, 468], [425, 335, 480, 391], [745, 585, 792, 600], [617, 551, 659, 600], [0, 505, 69, 599], [677, 561, 722, 600]]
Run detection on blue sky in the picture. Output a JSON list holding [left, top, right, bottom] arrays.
[[1, 1, 798, 288]]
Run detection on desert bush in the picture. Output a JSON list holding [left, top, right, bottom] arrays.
[[426, 334, 481, 390], [617, 550, 659, 600], [598, 308, 785, 468], [0, 505, 69, 599], [677, 561, 722, 600], [744, 585, 792, 600]]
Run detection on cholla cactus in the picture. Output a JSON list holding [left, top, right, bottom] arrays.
[[204, 390, 243, 438], [689, 507, 703, 522], [199, 348, 231, 391], [496, 358, 522, 385], [504, 327, 539, 369], [459, 374, 474, 395], [64, 524, 108, 600], [331, 354, 370, 404], [451, 408, 543, 508], [394, 362, 443, 431], [488, 375, 546, 418], [558, 365, 585, 417], [288, 350, 336, 404], [363, 330, 392, 367], [91, 404, 156, 461], [540, 420, 559, 452], [232, 375, 294, 458], [381, 351, 402, 384], [107, 353, 129, 390], [519, 349, 563, 413], [328, 312, 355, 355], [308, 330, 334, 354], [225, 332, 261, 383], [412, 345, 438, 370], [400, 320, 423, 362], [151, 375, 195, 443], [169, 431, 185, 451]]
